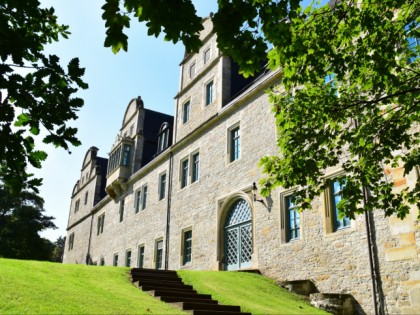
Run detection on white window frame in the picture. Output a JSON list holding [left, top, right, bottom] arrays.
[[159, 172, 167, 201]]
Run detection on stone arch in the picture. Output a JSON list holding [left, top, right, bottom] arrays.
[[216, 191, 254, 270]]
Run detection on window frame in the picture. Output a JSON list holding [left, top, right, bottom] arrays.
[[189, 61, 196, 78], [68, 232, 75, 251], [138, 244, 145, 268], [84, 191, 88, 205], [191, 152, 200, 183], [134, 189, 141, 213], [159, 172, 167, 200], [141, 185, 148, 210], [183, 100, 190, 124], [74, 199, 80, 213], [280, 189, 302, 243], [155, 238, 164, 270], [227, 122, 241, 163], [181, 228, 193, 265], [323, 172, 352, 234], [180, 158, 189, 189], [125, 250, 132, 267], [97, 213, 105, 235], [113, 253, 119, 266], [205, 80, 214, 106], [203, 47, 211, 64]]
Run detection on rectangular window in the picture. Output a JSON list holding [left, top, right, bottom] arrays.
[[74, 199, 80, 213], [330, 180, 351, 231], [135, 190, 141, 213], [183, 101, 190, 124], [230, 127, 240, 162], [159, 173, 166, 200], [113, 254, 118, 266], [205, 81, 214, 105], [181, 159, 189, 188], [68, 233, 75, 251], [100, 257, 105, 266], [97, 213, 105, 235], [119, 199, 125, 222], [125, 250, 132, 267], [141, 185, 148, 210], [138, 245, 145, 268], [84, 192, 88, 205], [189, 62, 196, 78], [155, 240, 163, 270], [204, 48, 211, 64], [192, 153, 199, 183], [285, 196, 300, 242], [183, 230, 192, 265], [122, 144, 131, 166]]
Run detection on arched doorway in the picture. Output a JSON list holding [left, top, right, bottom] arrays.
[[224, 199, 252, 270]]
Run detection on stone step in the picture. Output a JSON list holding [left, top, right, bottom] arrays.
[[150, 289, 212, 300], [174, 302, 241, 312], [134, 279, 194, 290], [131, 274, 184, 283], [159, 296, 219, 304], [140, 285, 197, 293], [131, 268, 177, 275], [131, 272, 181, 282], [191, 311, 251, 315]]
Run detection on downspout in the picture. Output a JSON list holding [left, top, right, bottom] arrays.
[[86, 213, 94, 265], [164, 151, 174, 270]]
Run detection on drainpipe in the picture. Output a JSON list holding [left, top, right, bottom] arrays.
[[164, 152, 174, 270]]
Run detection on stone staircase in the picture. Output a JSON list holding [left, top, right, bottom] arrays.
[[131, 268, 251, 315]]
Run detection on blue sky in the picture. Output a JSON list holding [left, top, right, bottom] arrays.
[[37, 0, 218, 241]]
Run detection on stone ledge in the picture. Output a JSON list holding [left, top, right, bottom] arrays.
[[385, 245, 417, 262]]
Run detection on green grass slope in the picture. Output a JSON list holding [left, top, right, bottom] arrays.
[[179, 270, 329, 314], [0, 258, 184, 314]]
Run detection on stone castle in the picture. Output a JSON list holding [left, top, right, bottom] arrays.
[[63, 18, 420, 314]]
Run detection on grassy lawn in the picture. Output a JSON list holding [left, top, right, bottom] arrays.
[[178, 270, 329, 314], [0, 258, 184, 314]]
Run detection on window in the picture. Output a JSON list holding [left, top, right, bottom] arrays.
[[285, 196, 300, 242], [141, 185, 148, 210], [159, 173, 166, 200], [330, 180, 351, 231], [119, 199, 125, 222], [135, 189, 141, 213], [182, 230, 192, 265], [157, 122, 171, 153], [155, 239, 163, 270], [113, 254, 119, 266], [122, 144, 131, 166], [181, 159, 189, 188], [192, 153, 199, 183], [74, 199, 80, 213], [230, 126, 240, 162], [84, 192, 88, 205], [68, 233, 75, 251], [406, 22, 419, 62], [183, 101, 190, 124], [97, 213, 105, 235], [189, 62, 196, 78], [126, 250, 132, 267], [138, 245, 145, 268], [99, 257, 105, 266], [205, 80, 214, 105], [204, 47, 211, 64]]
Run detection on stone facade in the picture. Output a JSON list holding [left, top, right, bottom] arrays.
[[63, 19, 420, 314]]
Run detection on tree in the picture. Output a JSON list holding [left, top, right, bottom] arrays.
[[102, 0, 420, 219], [51, 236, 66, 262], [0, 0, 88, 194], [0, 182, 57, 260]]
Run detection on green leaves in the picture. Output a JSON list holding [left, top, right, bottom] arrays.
[[102, 0, 204, 54], [258, 0, 420, 219], [1, 0, 88, 194]]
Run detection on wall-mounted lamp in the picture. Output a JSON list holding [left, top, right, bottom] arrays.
[[252, 182, 268, 208]]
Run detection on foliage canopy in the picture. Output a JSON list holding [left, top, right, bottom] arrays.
[[103, 0, 419, 219], [0, 0, 88, 194]]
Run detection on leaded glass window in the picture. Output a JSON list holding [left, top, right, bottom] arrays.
[[331, 180, 350, 230]]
